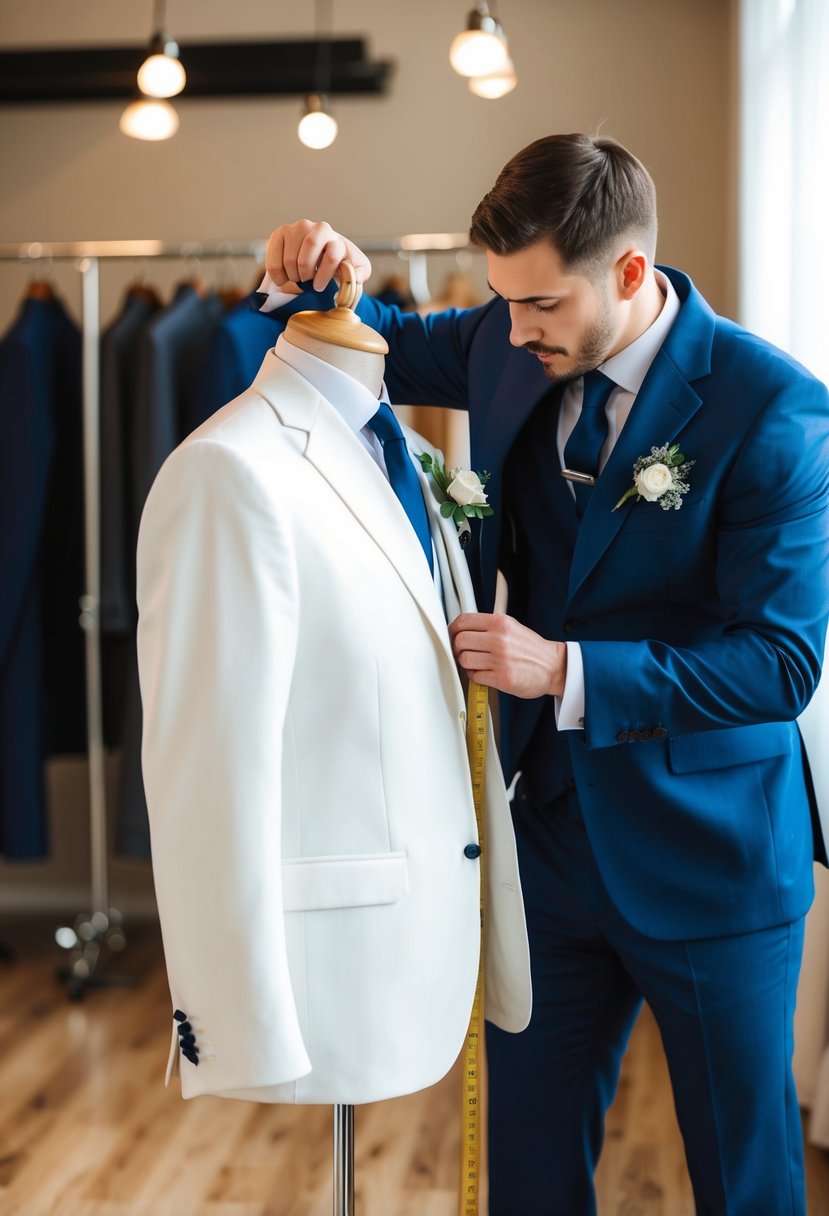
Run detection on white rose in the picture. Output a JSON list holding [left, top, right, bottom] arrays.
[[635, 462, 673, 501], [447, 468, 488, 506]]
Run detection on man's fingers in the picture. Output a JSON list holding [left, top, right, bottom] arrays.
[[449, 612, 496, 637], [265, 230, 288, 287], [342, 238, 373, 285], [453, 630, 498, 657], [455, 648, 496, 671], [265, 221, 373, 294], [313, 236, 349, 292], [264, 220, 335, 287], [287, 226, 333, 286]]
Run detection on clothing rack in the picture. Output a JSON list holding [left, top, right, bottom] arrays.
[[0, 233, 472, 979], [0, 232, 474, 1211]]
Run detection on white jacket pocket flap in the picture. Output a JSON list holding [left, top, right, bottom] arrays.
[[282, 851, 409, 912]]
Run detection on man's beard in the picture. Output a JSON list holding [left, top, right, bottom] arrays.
[[526, 293, 617, 384]]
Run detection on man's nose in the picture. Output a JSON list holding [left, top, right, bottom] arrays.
[[508, 305, 542, 348]]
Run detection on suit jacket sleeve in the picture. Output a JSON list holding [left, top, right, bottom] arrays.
[[581, 376, 829, 747], [355, 295, 493, 409], [264, 288, 487, 411], [137, 438, 312, 1094]]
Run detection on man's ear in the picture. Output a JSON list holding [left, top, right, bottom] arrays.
[[616, 251, 648, 300]]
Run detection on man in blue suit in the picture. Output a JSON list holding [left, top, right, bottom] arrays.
[[261, 134, 829, 1214]]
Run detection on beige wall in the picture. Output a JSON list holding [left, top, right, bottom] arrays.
[[1, 0, 735, 315], [0, 0, 736, 915]]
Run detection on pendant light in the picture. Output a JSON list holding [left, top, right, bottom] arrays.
[[298, 93, 338, 149], [299, 0, 338, 150], [136, 0, 186, 98], [449, 3, 509, 78], [468, 57, 516, 98], [120, 0, 183, 140], [119, 98, 179, 140]]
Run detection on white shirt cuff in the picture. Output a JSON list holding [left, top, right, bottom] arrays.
[[554, 641, 585, 730], [257, 272, 296, 314]]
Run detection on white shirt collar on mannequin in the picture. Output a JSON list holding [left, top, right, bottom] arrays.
[[274, 332, 390, 430]]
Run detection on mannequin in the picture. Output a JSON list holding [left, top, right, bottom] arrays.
[[136, 257, 531, 1150], [281, 261, 386, 397], [279, 267, 392, 1210]]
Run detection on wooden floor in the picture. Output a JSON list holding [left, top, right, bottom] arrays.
[[0, 919, 827, 1216]]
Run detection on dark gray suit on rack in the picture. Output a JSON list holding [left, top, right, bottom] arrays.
[[100, 288, 159, 749], [116, 284, 223, 856]]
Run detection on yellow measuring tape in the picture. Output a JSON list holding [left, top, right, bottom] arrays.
[[461, 679, 488, 1216]]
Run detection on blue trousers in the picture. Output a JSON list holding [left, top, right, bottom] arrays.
[[486, 784, 806, 1216]]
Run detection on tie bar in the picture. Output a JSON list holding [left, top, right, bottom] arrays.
[[561, 469, 596, 486]]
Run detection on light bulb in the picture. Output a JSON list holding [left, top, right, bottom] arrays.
[[450, 28, 508, 76], [137, 51, 186, 98], [449, 5, 509, 77], [298, 95, 338, 149], [119, 98, 179, 141], [468, 58, 516, 98]]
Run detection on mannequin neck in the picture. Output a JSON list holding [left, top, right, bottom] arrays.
[[284, 329, 385, 398]]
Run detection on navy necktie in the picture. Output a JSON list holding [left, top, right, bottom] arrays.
[[366, 404, 434, 575], [562, 369, 614, 517]]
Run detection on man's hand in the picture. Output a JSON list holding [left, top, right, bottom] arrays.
[[265, 221, 372, 293], [449, 613, 567, 699]]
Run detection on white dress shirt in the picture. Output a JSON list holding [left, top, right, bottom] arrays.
[[556, 270, 680, 729], [275, 334, 389, 468]]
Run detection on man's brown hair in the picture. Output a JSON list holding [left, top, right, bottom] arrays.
[[469, 133, 657, 272]]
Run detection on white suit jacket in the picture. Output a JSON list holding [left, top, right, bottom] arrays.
[[136, 350, 532, 1105]]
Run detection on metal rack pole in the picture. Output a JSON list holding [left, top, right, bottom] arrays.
[[333, 1104, 355, 1215], [78, 255, 108, 921]]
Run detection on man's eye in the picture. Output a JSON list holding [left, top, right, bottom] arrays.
[[530, 301, 558, 313]]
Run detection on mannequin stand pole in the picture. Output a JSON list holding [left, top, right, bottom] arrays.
[[333, 1103, 355, 1215]]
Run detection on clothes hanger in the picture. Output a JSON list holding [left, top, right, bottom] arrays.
[[25, 279, 55, 301], [127, 260, 162, 307], [25, 253, 55, 301], [216, 252, 247, 310], [178, 250, 208, 300]]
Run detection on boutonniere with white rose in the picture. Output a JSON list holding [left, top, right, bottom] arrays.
[[612, 443, 695, 512], [419, 450, 493, 545]]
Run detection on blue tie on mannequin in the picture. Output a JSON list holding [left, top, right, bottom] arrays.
[[561, 369, 615, 517], [367, 403, 434, 574]]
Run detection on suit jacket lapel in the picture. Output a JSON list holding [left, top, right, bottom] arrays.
[[253, 352, 453, 660], [412, 448, 473, 619], [567, 273, 714, 602]]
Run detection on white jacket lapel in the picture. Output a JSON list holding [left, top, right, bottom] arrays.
[[253, 353, 453, 660], [409, 433, 478, 618]]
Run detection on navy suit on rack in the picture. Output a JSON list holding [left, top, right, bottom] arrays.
[[267, 266, 829, 1213], [189, 291, 278, 432], [0, 295, 85, 857], [0, 298, 56, 858]]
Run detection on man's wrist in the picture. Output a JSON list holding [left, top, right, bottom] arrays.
[[547, 640, 567, 698]]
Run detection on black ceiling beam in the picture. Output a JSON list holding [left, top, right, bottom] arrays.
[[0, 40, 394, 103]]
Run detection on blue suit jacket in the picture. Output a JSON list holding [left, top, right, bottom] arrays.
[[189, 291, 279, 433], [344, 267, 829, 941], [0, 296, 86, 855]]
